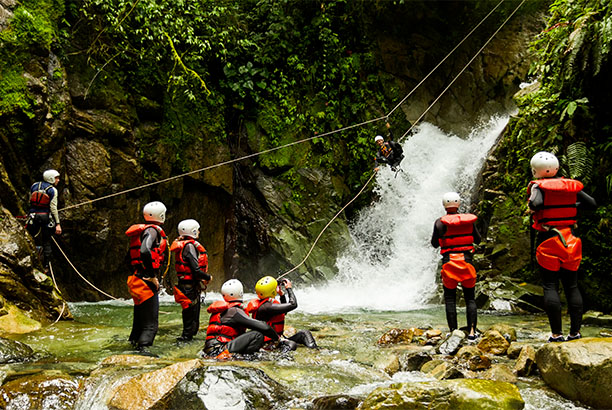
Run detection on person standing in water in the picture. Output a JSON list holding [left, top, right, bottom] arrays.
[[431, 192, 480, 340], [527, 151, 596, 342], [125, 201, 168, 351]]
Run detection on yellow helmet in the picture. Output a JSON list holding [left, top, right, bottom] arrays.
[[255, 276, 277, 299]]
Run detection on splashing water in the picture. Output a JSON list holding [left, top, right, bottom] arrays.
[[298, 115, 509, 313]]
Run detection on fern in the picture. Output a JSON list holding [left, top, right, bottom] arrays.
[[565, 141, 593, 183]]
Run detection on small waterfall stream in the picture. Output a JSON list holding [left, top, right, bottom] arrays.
[[298, 116, 509, 313]]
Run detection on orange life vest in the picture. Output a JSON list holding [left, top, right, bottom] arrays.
[[528, 178, 583, 232], [125, 224, 167, 271], [29, 182, 53, 209], [245, 298, 285, 341], [170, 238, 208, 281], [438, 213, 477, 254], [205, 300, 243, 343], [380, 142, 392, 158]]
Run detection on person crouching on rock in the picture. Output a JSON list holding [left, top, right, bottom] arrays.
[[201, 279, 279, 359], [170, 219, 212, 342], [245, 276, 318, 352], [125, 201, 168, 351], [431, 192, 480, 341], [528, 151, 596, 342]]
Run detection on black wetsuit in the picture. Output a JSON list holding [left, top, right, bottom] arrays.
[[528, 183, 596, 335], [129, 226, 163, 348], [177, 242, 211, 341], [375, 131, 404, 170], [204, 304, 279, 356], [27, 181, 59, 269], [254, 288, 317, 350], [431, 212, 482, 333]]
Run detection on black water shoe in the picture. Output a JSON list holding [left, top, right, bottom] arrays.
[[548, 335, 565, 343], [566, 333, 582, 341]]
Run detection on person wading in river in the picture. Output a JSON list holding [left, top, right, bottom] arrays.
[[431, 192, 480, 340], [527, 151, 596, 342], [245, 276, 317, 351], [125, 201, 168, 351], [374, 122, 404, 172], [26, 169, 62, 271], [202, 279, 278, 359], [170, 219, 211, 342]]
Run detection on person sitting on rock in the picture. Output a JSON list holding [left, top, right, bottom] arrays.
[[527, 151, 596, 342], [374, 122, 404, 172], [245, 276, 317, 351], [431, 192, 481, 341], [202, 279, 279, 359], [26, 169, 62, 271], [170, 219, 212, 342]]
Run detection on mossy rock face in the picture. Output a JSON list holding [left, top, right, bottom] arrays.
[[360, 379, 524, 410]]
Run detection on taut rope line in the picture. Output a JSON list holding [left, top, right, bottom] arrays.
[[400, 0, 527, 140], [58, 0, 505, 213]]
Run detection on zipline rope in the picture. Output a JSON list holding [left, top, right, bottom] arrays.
[[400, 0, 527, 140], [58, 0, 506, 213]]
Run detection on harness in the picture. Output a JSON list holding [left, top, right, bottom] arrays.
[[125, 224, 167, 272], [528, 178, 583, 231], [438, 213, 477, 255], [245, 298, 285, 341], [205, 301, 243, 343], [170, 238, 208, 281]]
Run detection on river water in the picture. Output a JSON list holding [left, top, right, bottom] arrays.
[[2, 117, 592, 409]]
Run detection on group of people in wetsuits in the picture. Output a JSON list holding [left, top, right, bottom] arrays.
[[123, 200, 317, 355], [26, 139, 595, 352]]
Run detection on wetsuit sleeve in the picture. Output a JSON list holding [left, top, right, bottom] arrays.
[[528, 184, 544, 210], [232, 308, 279, 341], [472, 223, 482, 245], [577, 190, 597, 210], [140, 227, 159, 272], [49, 187, 60, 224], [374, 150, 388, 166], [259, 290, 298, 316], [183, 243, 211, 281], [431, 218, 445, 248]]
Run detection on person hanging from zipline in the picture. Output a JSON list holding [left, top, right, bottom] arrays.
[[125, 201, 168, 352], [170, 219, 212, 342], [527, 151, 596, 342], [431, 192, 480, 341], [26, 169, 62, 272], [373, 122, 404, 172]]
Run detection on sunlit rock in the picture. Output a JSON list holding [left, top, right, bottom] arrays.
[[477, 330, 510, 355], [377, 328, 413, 346], [479, 364, 517, 384], [513, 345, 536, 377], [0, 371, 79, 410], [312, 394, 361, 410], [536, 337, 612, 409]]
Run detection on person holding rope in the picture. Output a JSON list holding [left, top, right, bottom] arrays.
[[170, 219, 212, 342], [373, 122, 404, 172], [431, 192, 480, 341], [125, 201, 168, 351], [201, 279, 278, 359], [527, 151, 596, 342], [26, 169, 62, 271], [245, 276, 317, 352]]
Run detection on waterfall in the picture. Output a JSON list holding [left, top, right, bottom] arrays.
[[298, 115, 509, 313]]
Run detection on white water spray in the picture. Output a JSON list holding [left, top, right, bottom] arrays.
[[298, 115, 509, 313]]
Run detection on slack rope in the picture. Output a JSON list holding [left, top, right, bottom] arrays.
[[47, 262, 67, 325]]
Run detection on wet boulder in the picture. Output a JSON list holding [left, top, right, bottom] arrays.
[[468, 355, 492, 372], [486, 324, 517, 342], [360, 379, 524, 409], [429, 362, 464, 380], [377, 328, 413, 346], [0, 371, 79, 410], [477, 330, 510, 355], [479, 364, 517, 384], [582, 311, 612, 327], [513, 345, 536, 377], [398, 348, 433, 371], [476, 277, 544, 313], [0, 337, 35, 363], [536, 337, 612, 409], [312, 394, 361, 410], [438, 329, 465, 355]]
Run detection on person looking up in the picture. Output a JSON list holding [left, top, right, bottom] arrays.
[[125, 201, 167, 351], [374, 122, 404, 172], [431, 192, 480, 340], [527, 151, 596, 342]]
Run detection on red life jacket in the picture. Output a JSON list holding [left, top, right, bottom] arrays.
[[528, 178, 583, 232], [245, 298, 285, 341], [170, 238, 208, 281], [438, 213, 477, 255], [205, 300, 243, 343], [29, 182, 53, 209], [125, 224, 167, 271]]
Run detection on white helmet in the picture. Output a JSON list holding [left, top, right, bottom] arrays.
[[442, 192, 461, 209], [221, 279, 243, 302], [530, 151, 559, 178], [43, 169, 60, 184], [178, 219, 200, 239], [374, 135, 384, 143], [143, 201, 166, 224]]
